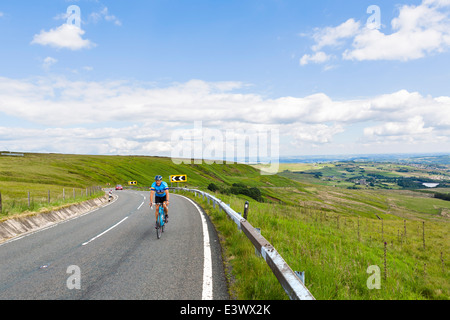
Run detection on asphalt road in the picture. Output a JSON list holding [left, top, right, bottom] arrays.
[[0, 190, 229, 300]]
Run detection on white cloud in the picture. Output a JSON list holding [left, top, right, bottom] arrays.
[[42, 57, 58, 70], [289, 123, 345, 144], [90, 7, 122, 26], [364, 116, 433, 138], [302, 0, 450, 64], [1, 77, 449, 130], [0, 125, 169, 155], [300, 19, 360, 66], [312, 19, 361, 52], [300, 51, 332, 66], [0, 77, 449, 155], [31, 24, 95, 50]]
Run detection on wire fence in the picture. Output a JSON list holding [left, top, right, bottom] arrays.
[[171, 187, 316, 300], [0, 186, 103, 216]]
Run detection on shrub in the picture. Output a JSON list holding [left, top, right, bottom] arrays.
[[207, 183, 219, 192]]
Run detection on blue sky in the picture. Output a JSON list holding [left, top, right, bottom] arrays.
[[0, 0, 449, 158]]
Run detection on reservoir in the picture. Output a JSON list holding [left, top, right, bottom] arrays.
[[422, 183, 439, 188]]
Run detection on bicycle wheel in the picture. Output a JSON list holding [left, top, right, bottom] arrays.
[[156, 219, 162, 239]]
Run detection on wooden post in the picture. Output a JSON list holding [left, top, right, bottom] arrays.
[[0, 191, 2, 213], [423, 221, 426, 250], [48, 190, 50, 204], [28, 191, 31, 207]]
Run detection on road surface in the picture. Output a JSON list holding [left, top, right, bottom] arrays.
[[0, 190, 229, 300]]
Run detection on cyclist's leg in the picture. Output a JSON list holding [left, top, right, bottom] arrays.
[[154, 198, 162, 228], [154, 204, 160, 220], [162, 201, 169, 222]]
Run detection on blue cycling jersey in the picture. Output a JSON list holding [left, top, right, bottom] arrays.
[[151, 181, 169, 197]]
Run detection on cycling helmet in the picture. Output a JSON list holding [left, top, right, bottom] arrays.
[[155, 175, 163, 181]]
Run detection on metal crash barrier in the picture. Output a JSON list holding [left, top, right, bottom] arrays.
[[171, 187, 315, 301]]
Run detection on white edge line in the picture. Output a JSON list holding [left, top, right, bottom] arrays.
[[174, 194, 213, 300]]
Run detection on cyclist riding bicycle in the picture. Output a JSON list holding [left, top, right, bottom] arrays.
[[150, 175, 170, 229]]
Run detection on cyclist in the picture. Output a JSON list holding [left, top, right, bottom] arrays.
[[150, 175, 170, 229]]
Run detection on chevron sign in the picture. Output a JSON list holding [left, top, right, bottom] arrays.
[[170, 175, 187, 183]]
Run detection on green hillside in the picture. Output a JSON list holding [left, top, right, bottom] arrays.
[[0, 152, 295, 188], [2, 152, 450, 221], [0, 152, 297, 218]]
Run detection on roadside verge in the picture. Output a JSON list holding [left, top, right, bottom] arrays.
[[0, 193, 117, 244]]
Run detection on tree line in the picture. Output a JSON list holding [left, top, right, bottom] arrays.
[[208, 182, 263, 202], [434, 192, 450, 201]]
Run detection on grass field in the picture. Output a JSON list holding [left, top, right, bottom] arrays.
[[1, 152, 449, 299], [264, 160, 450, 191], [187, 190, 449, 300], [0, 181, 102, 221]]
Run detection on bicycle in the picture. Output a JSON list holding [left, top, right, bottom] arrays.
[[153, 203, 167, 239]]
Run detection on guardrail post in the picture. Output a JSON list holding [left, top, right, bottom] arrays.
[[295, 271, 305, 285], [244, 201, 249, 220]]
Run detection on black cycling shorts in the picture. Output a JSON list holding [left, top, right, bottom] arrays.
[[155, 195, 167, 204]]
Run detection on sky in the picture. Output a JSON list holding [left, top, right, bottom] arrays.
[[0, 0, 450, 159]]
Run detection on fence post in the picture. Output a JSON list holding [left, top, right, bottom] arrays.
[[0, 191, 2, 213], [28, 191, 30, 207], [48, 190, 50, 204]]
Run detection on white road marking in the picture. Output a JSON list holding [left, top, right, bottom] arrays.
[[0, 194, 119, 247], [82, 216, 129, 246], [175, 194, 213, 300]]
